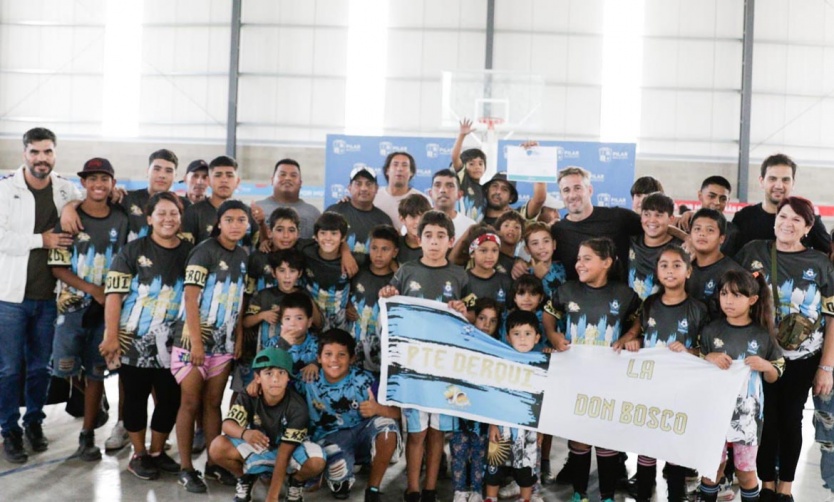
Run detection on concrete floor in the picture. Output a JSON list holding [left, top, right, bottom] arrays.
[[2, 376, 833, 501]]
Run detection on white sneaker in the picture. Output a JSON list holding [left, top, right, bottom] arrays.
[[498, 481, 521, 499], [468, 492, 484, 502], [454, 491, 471, 502], [530, 493, 544, 502], [105, 421, 129, 451], [717, 477, 735, 501]]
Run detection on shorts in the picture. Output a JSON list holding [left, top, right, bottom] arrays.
[[228, 437, 324, 476], [723, 441, 757, 472], [403, 409, 458, 433], [320, 416, 402, 483], [230, 360, 254, 393], [487, 426, 538, 471], [51, 309, 106, 381], [171, 347, 233, 384], [485, 465, 536, 488]]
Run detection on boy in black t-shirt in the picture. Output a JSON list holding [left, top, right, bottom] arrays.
[[301, 212, 352, 332], [688, 208, 744, 318], [397, 194, 431, 265], [210, 347, 325, 502], [628, 192, 682, 300]]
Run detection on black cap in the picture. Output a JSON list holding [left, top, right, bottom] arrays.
[[77, 158, 115, 178], [482, 172, 518, 205], [186, 159, 208, 174]]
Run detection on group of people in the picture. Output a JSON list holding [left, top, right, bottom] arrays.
[[0, 123, 833, 502]]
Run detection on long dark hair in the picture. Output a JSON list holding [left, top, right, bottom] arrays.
[[717, 269, 775, 337], [578, 237, 623, 282], [653, 244, 691, 295]]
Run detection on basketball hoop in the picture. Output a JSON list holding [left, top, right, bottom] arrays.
[[477, 117, 504, 143]]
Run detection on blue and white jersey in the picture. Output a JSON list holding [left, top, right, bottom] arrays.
[[303, 366, 376, 442]]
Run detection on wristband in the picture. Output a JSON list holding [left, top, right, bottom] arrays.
[[819, 365, 833, 373]]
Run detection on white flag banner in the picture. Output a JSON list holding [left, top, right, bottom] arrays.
[[540, 345, 750, 477]]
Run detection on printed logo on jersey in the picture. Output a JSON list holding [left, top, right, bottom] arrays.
[[355, 283, 366, 294], [568, 302, 580, 313], [705, 279, 716, 295], [77, 232, 91, 242], [109, 228, 119, 243], [747, 340, 759, 355], [442, 281, 453, 299], [253, 414, 263, 427], [750, 260, 764, 271], [678, 319, 689, 334], [497, 288, 506, 302], [408, 281, 422, 293], [714, 338, 724, 348], [218, 260, 229, 271], [130, 204, 143, 216], [138, 255, 153, 267], [803, 268, 817, 281], [647, 317, 656, 327], [609, 300, 620, 315]]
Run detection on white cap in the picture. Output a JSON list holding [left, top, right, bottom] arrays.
[[543, 193, 564, 209]]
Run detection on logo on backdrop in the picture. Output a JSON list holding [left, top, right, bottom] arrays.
[[332, 140, 361, 155], [331, 184, 348, 200], [426, 143, 453, 159], [556, 146, 580, 161], [599, 147, 630, 163], [379, 141, 409, 157]]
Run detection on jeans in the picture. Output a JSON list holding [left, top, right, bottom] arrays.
[[814, 390, 834, 493], [0, 299, 57, 436]]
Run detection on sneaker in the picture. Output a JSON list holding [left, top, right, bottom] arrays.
[[365, 488, 381, 502], [151, 451, 180, 473], [128, 453, 160, 480], [70, 430, 101, 461], [178, 468, 207, 493], [570, 493, 589, 502], [775, 495, 794, 502], [421, 489, 437, 502], [540, 460, 554, 484], [329, 478, 354, 499], [192, 428, 206, 454], [105, 421, 130, 451], [555, 457, 572, 484], [684, 467, 699, 482], [287, 476, 305, 502], [234, 474, 256, 502], [469, 492, 484, 502], [717, 476, 735, 501], [24, 422, 48, 452], [205, 463, 237, 486], [499, 481, 521, 499], [530, 493, 544, 502], [2, 430, 27, 464], [454, 491, 471, 502], [759, 488, 776, 502], [403, 491, 421, 502]]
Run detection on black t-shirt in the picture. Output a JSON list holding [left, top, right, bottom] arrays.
[[245, 249, 278, 296], [225, 388, 309, 449], [105, 236, 193, 368], [391, 259, 470, 302], [121, 188, 189, 242], [397, 235, 423, 265], [736, 240, 834, 360], [628, 236, 684, 300], [325, 201, 393, 265], [497, 251, 515, 275], [49, 207, 129, 313], [545, 280, 641, 346], [732, 203, 831, 254], [721, 221, 741, 257], [687, 255, 745, 319], [181, 199, 259, 251], [299, 240, 351, 331], [463, 270, 513, 310], [640, 294, 708, 349], [350, 265, 395, 372], [25, 182, 59, 300], [552, 206, 643, 281]]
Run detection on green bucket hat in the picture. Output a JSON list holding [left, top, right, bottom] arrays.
[[252, 347, 295, 377]]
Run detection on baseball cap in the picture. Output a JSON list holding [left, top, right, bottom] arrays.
[[252, 347, 295, 376], [77, 158, 115, 178], [482, 172, 519, 205], [186, 159, 208, 174], [350, 165, 377, 183], [543, 193, 564, 210]]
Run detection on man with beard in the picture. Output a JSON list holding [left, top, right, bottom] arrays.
[[0, 127, 80, 463], [429, 169, 475, 238], [255, 158, 321, 240], [372, 151, 430, 233], [732, 153, 830, 253]]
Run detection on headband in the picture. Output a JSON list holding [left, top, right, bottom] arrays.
[[469, 233, 501, 256]]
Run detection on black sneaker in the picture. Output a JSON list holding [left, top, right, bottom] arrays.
[[775, 495, 794, 502], [759, 488, 776, 502], [205, 463, 237, 486], [128, 453, 160, 480], [365, 488, 382, 502], [24, 422, 48, 452], [330, 478, 354, 500], [684, 467, 699, 481], [70, 430, 101, 462], [555, 456, 572, 484], [234, 473, 256, 502], [151, 451, 180, 473], [287, 476, 305, 502], [2, 430, 27, 464], [421, 489, 437, 502], [178, 468, 207, 493], [403, 490, 421, 502]]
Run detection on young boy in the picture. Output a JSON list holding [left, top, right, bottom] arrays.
[[687, 208, 745, 319], [397, 193, 431, 265], [246, 207, 302, 296], [494, 211, 525, 275], [300, 212, 352, 331], [485, 310, 542, 502], [303, 329, 402, 501], [210, 347, 325, 502], [49, 158, 129, 461], [348, 224, 399, 373], [451, 119, 487, 222], [628, 192, 682, 300], [523, 222, 566, 299], [271, 292, 320, 387], [379, 210, 470, 502]]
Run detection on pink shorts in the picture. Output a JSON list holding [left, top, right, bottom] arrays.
[[724, 442, 758, 472], [171, 347, 233, 384]]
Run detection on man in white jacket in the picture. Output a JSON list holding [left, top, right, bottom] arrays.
[[0, 128, 79, 464]]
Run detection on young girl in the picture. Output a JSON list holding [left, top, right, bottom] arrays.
[[543, 237, 641, 502], [696, 270, 784, 502], [500, 274, 546, 346], [171, 200, 250, 492], [622, 245, 709, 502], [450, 298, 501, 502], [464, 228, 513, 313], [523, 222, 567, 299]]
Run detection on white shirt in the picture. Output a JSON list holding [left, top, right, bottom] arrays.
[[373, 186, 430, 233]]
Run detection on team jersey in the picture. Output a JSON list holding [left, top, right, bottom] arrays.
[[299, 240, 351, 331], [270, 334, 318, 377], [457, 169, 485, 223], [390, 260, 470, 302], [462, 270, 512, 310], [244, 249, 278, 295], [627, 236, 684, 300], [534, 262, 567, 299], [174, 238, 248, 355], [546, 280, 641, 346], [687, 255, 745, 319], [225, 388, 309, 448], [496, 252, 516, 275], [397, 235, 423, 265], [49, 207, 129, 313], [736, 240, 834, 360], [732, 203, 831, 254], [245, 286, 291, 350], [120, 189, 188, 242], [350, 266, 394, 372], [303, 366, 377, 441], [640, 294, 708, 349], [325, 201, 393, 265], [105, 236, 192, 368], [181, 199, 259, 250], [700, 319, 785, 445]]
